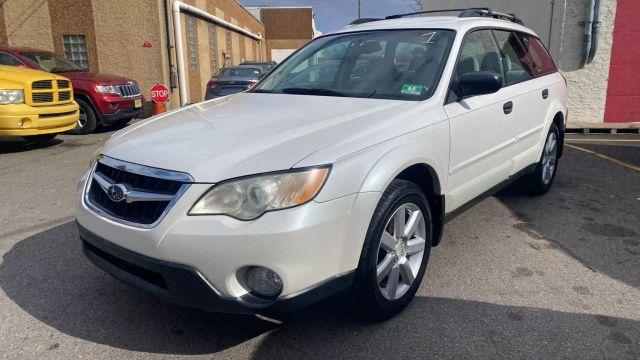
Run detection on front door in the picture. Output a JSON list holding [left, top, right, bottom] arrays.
[[444, 29, 518, 211]]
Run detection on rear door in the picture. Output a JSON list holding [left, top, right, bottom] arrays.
[[493, 30, 560, 171], [444, 30, 518, 211]]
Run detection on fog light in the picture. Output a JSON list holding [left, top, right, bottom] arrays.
[[246, 266, 283, 298], [17, 119, 23, 126]]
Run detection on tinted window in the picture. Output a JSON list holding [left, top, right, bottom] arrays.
[[0, 52, 22, 66], [253, 29, 455, 101], [493, 30, 532, 85], [517, 34, 557, 77]]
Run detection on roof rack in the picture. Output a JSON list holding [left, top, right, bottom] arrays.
[[348, 18, 383, 26], [382, 7, 523, 25]]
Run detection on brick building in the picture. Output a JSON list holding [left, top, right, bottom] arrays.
[[247, 6, 321, 62], [0, 0, 267, 108]]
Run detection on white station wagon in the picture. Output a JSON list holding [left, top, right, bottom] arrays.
[[76, 8, 567, 319]]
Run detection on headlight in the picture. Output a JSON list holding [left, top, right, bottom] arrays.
[[95, 85, 119, 94], [0, 89, 24, 104], [189, 166, 330, 220], [89, 146, 103, 168]]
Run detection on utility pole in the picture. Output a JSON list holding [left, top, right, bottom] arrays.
[[358, 0, 361, 18]]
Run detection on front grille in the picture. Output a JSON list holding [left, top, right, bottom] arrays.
[[116, 84, 141, 98], [87, 159, 189, 226], [32, 80, 53, 89], [32, 93, 54, 103], [58, 91, 71, 101], [57, 80, 70, 88]]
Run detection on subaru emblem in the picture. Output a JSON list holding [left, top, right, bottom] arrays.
[[107, 184, 129, 203]]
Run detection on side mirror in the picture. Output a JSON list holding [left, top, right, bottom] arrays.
[[455, 71, 502, 99]]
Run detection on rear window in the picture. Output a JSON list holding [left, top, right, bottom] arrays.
[[219, 67, 261, 78], [516, 34, 557, 77]]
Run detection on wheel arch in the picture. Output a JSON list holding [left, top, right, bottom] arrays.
[[357, 142, 447, 247], [552, 111, 565, 158], [74, 93, 100, 119]]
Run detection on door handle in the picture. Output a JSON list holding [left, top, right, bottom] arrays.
[[503, 101, 513, 115], [542, 89, 549, 99]]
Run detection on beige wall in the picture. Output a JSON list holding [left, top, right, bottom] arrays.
[[1, 0, 53, 50], [563, 0, 618, 127], [91, 0, 167, 102]]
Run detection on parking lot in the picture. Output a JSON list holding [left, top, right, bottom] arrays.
[[0, 127, 638, 359]]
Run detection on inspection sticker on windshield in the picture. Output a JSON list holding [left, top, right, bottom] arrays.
[[401, 84, 424, 95]]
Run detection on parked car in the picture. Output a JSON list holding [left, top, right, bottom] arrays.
[[0, 65, 79, 143], [76, 9, 567, 319], [0, 47, 144, 134], [240, 60, 278, 73], [204, 65, 263, 100]]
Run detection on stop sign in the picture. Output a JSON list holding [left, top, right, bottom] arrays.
[[150, 84, 169, 104]]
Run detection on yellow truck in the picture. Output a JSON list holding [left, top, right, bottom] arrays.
[[0, 65, 79, 143]]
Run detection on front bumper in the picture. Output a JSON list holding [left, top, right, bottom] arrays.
[[76, 176, 380, 312], [0, 102, 79, 136], [98, 107, 144, 126], [79, 224, 355, 313]]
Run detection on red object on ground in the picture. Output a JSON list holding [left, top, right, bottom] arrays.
[[604, 0, 640, 123], [143, 40, 153, 48], [154, 102, 165, 115], [150, 84, 170, 104]]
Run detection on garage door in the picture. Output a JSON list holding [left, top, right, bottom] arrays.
[[604, 0, 640, 123], [271, 49, 296, 63]]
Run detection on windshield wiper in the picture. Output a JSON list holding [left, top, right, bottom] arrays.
[[280, 87, 347, 97], [252, 89, 276, 93]]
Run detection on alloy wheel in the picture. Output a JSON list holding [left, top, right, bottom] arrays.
[[77, 107, 87, 129], [376, 203, 426, 301], [542, 131, 558, 185]]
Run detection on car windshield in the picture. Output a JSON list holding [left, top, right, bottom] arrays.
[[219, 67, 261, 78], [252, 29, 454, 100], [20, 52, 84, 73]]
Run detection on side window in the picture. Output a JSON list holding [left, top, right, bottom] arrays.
[[0, 52, 22, 66], [517, 34, 557, 77], [456, 30, 502, 78], [493, 30, 532, 85]]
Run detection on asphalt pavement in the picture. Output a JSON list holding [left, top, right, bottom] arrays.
[[0, 127, 638, 359]]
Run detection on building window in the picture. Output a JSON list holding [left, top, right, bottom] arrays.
[[209, 24, 218, 70], [62, 35, 89, 68], [252, 41, 257, 61], [187, 16, 197, 69], [225, 31, 233, 66]]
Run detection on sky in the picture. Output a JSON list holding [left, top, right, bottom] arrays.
[[238, 0, 421, 33]]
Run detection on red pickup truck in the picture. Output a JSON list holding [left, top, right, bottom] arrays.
[[0, 47, 144, 134]]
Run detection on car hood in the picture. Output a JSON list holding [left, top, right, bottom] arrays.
[[103, 92, 419, 182], [58, 71, 132, 84]]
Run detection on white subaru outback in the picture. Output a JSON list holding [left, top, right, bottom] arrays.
[[76, 9, 567, 318]]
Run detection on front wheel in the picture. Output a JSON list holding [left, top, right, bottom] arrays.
[[354, 179, 433, 319], [69, 98, 97, 135]]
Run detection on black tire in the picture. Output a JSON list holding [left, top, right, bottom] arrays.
[[518, 123, 560, 195], [22, 133, 56, 144], [69, 98, 97, 135], [353, 179, 433, 320]]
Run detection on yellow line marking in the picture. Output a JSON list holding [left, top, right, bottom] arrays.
[[566, 144, 640, 172], [566, 139, 640, 142]]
